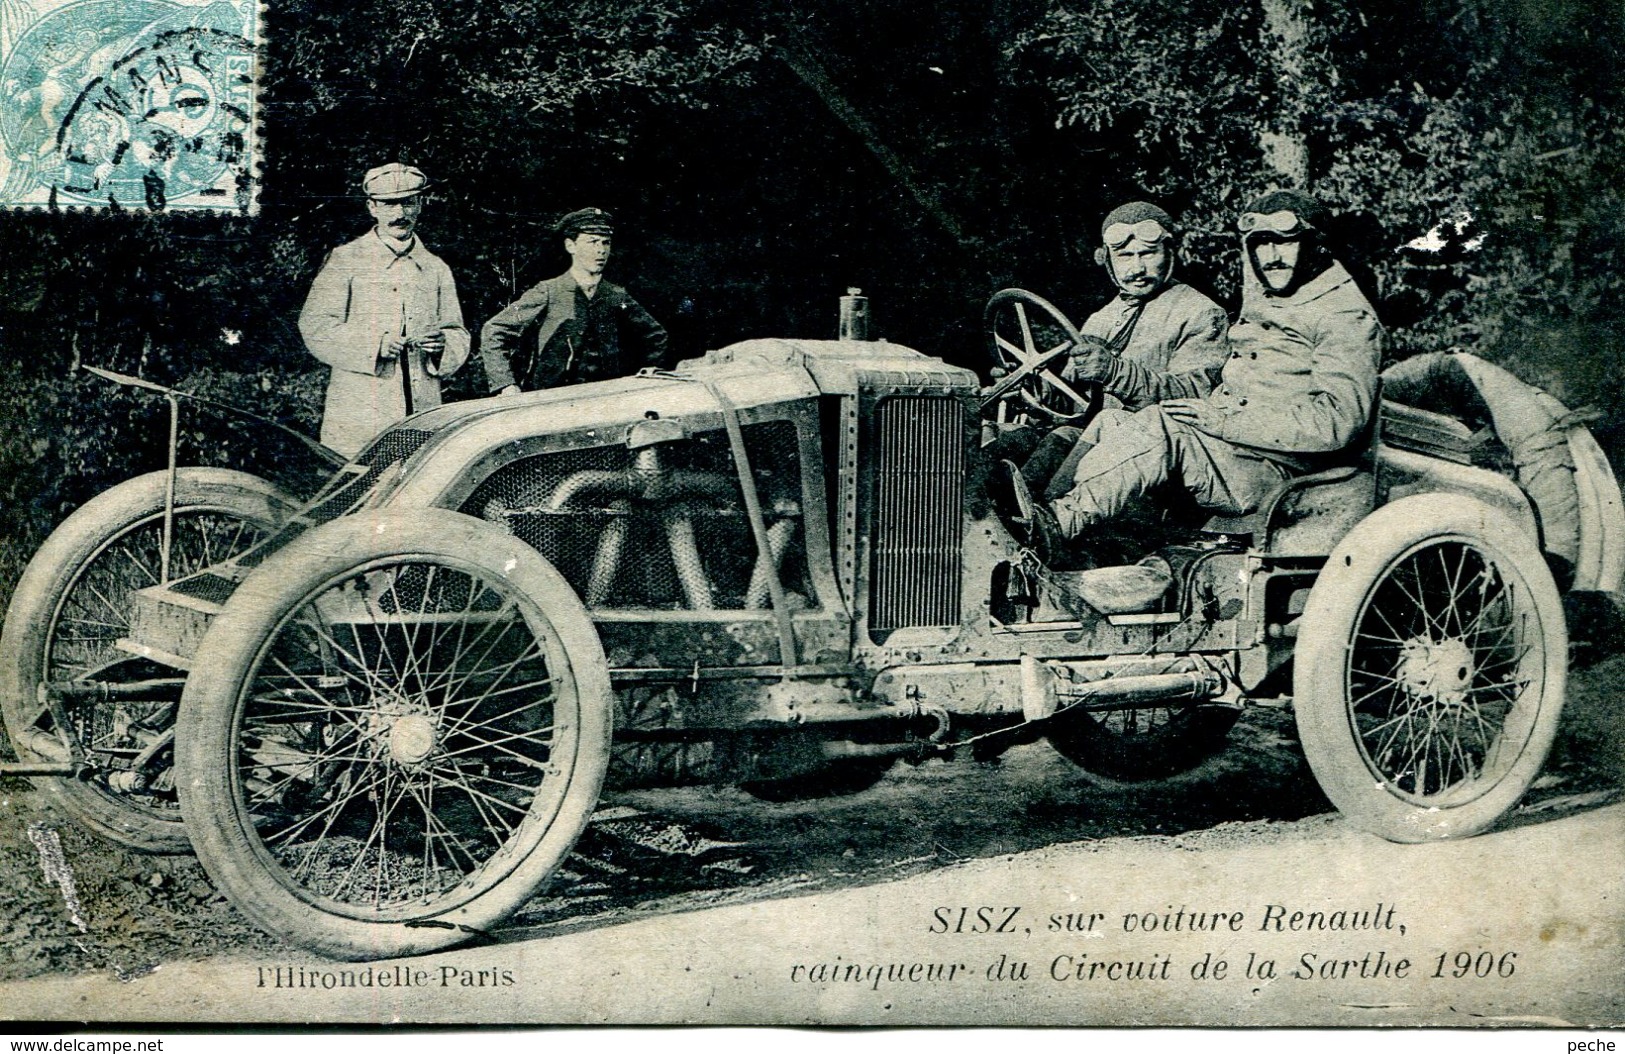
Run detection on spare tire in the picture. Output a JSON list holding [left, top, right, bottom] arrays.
[[1382, 352, 1581, 571]]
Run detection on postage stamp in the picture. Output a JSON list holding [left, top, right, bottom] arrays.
[[0, 0, 259, 212]]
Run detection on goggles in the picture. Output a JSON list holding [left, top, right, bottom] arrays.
[[1238, 209, 1312, 237], [1103, 219, 1172, 250]]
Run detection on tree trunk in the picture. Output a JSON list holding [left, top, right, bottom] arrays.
[[1258, 0, 1313, 187]]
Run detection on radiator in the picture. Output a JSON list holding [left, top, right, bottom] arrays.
[[869, 396, 964, 632]]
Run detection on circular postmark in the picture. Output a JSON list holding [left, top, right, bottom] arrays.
[[0, 0, 255, 209]]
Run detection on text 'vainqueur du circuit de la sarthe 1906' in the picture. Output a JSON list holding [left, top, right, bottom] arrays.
[[785, 902, 1528, 993]]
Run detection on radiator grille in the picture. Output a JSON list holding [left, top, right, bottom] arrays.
[[869, 396, 963, 632]]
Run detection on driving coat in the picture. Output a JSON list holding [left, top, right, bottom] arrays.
[[480, 272, 669, 392], [1205, 260, 1383, 472], [298, 231, 471, 458], [1078, 280, 1229, 410]]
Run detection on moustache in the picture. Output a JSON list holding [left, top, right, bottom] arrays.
[[1262, 262, 1293, 271]]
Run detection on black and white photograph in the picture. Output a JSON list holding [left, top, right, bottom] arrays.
[[0, 0, 1621, 1030]]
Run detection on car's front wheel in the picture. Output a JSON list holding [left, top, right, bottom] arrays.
[[176, 510, 612, 959]]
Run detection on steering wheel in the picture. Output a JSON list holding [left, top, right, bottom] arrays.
[[981, 288, 1102, 427]]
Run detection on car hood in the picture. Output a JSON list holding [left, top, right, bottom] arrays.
[[390, 336, 977, 440], [362, 338, 976, 511]]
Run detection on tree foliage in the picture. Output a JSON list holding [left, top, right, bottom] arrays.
[[0, 0, 1622, 577], [1011, 0, 1625, 425]]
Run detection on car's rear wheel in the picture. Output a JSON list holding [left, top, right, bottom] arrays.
[[1294, 495, 1566, 842], [0, 469, 296, 852], [176, 510, 612, 959], [1046, 703, 1239, 785]]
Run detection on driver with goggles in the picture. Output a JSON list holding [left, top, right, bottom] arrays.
[[1005, 201, 1230, 502], [1072, 202, 1229, 410], [996, 189, 1384, 563]]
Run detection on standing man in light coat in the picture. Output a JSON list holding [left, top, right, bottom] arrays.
[[299, 163, 471, 458]]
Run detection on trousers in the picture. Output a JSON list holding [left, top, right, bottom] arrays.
[[982, 423, 1089, 499], [1050, 407, 1288, 537]]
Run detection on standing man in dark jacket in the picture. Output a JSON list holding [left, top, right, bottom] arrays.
[[995, 189, 1383, 560], [481, 208, 669, 394]]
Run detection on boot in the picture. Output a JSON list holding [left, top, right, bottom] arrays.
[[990, 459, 1033, 535], [991, 460, 1064, 564], [1026, 503, 1065, 566]]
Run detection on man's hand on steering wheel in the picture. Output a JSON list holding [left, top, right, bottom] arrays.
[[1066, 334, 1113, 384], [982, 288, 1104, 427]]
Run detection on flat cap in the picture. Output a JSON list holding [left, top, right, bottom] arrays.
[[558, 207, 614, 238], [362, 163, 429, 201]]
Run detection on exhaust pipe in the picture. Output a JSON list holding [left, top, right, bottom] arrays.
[[1059, 670, 1224, 712]]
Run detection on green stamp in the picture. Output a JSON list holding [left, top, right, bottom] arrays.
[[0, 0, 259, 212]]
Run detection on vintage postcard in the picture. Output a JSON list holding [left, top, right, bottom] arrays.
[[0, 0, 1621, 1031]]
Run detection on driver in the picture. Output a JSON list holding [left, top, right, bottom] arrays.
[[994, 189, 1383, 561], [1075, 201, 1229, 407], [1011, 201, 1228, 496]]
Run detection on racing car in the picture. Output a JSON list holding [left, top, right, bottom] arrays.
[[2, 290, 1617, 959]]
